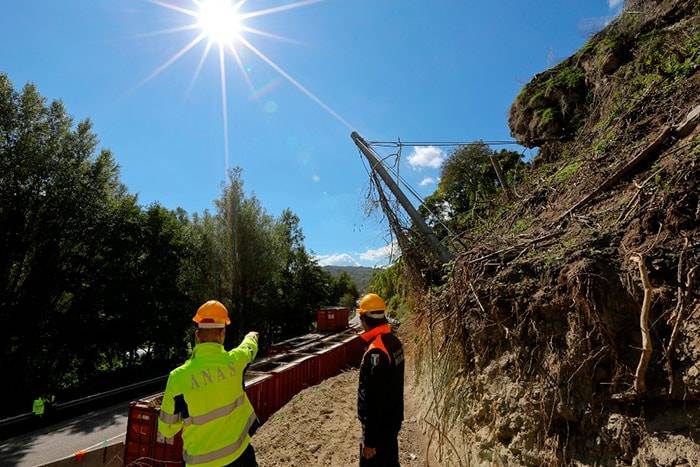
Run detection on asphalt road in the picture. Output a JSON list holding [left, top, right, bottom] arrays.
[[0, 396, 152, 467]]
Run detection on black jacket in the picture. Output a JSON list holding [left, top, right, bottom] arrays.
[[357, 325, 404, 446]]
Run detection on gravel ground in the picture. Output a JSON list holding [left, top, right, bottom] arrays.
[[253, 369, 426, 466]]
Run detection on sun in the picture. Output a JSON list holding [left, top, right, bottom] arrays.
[[196, 0, 242, 45], [141, 0, 353, 171]]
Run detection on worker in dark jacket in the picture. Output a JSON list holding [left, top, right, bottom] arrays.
[[356, 293, 405, 466]]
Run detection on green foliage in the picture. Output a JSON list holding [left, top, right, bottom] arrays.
[[526, 63, 585, 106], [323, 265, 374, 292], [339, 292, 357, 309], [512, 217, 531, 235], [420, 143, 527, 235], [327, 271, 359, 306], [554, 161, 582, 183], [555, 65, 586, 90], [636, 31, 700, 81], [367, 260, 411, 320], [535, 107, 558, 131], [593, 30, 700, 136], [537, 107, 555, 124], [0, 75, 333, 416]]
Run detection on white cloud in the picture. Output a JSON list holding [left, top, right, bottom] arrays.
[[315, 242, 400, 268], [419, 176, 437, 187], [359, 242, 399, 265], [608, 0, 623, 8], [407, 146, 446, 170], [316, 253, 360, 267], [312, 174, 320, 182]]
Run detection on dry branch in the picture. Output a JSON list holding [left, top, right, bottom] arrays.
[[558, 126, 673, 222], [558, 104, 700, 221], [466, 231, 562, 265], [630, 254, 653, 395]]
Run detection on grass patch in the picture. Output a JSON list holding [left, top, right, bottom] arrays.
[[512, 217, 532, 235], [522, 62, 586, 107], [554, 161, 582, 183], [636, 31, 700, 81]]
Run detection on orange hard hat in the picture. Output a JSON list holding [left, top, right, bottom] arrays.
[[357, 293, 386, 319], [192, 300, 231, 328]]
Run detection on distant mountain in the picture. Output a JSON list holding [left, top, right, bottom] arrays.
[[323, 266, 377, 293]]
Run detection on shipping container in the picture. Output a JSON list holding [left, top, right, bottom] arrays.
[[316, 307, 350, 332]]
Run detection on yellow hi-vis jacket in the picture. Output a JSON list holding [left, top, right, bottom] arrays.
[[158, 333, 258, 466]]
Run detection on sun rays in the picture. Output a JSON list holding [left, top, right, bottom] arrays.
[[141, 0, 352, 171]]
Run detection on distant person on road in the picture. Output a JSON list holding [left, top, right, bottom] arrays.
[[356, 293, 405, 467], [32, 394, 54, 417], [158, 300, 260, 467], [32, 397, 45, 417]]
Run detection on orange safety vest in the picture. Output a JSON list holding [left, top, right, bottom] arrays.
[[360, 323, 393, 363]]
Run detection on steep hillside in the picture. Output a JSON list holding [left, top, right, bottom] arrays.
[[408, 1, 700, 465]]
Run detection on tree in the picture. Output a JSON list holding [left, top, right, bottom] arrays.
[[367, 260, 409, 319], [0, 75, 182, 405], [421, 143, 526, 235], [0, 74, 337, 416], [329, 271, 359, 307]]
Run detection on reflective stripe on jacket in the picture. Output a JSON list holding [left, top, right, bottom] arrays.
[[158, 333, 258, 467]]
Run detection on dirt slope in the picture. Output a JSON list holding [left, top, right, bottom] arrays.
[[402, 0, 700, 465], [253, 369, 427, 466]]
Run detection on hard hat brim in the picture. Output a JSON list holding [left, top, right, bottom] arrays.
[[196, 322, 226, 329], [192, 316, 231, 325], [358, 307, 385, 313], [363, 312, 385, 319]]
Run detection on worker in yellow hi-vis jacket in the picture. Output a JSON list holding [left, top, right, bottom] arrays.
[[158, 300, 260, 467]]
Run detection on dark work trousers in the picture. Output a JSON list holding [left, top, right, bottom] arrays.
[[223, 444, 258, 467], [359, 434, 399, 467]]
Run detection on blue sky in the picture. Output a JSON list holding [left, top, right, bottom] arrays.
[[1, 0, 621, 267]]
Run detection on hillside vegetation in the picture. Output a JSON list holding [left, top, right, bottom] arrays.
[[402, 1, 700, 464], [323, 265, 375, 293]]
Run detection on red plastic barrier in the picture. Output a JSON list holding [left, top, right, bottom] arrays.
[[270, 354, 319, 408], [124, 401, 183, 466], [124, 329, 366, 465], [245, 371, 277, 424], [314, 342, 347, 381], [343, 335, 366, 367]]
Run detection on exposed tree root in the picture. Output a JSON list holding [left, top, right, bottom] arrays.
[[664, 236, 698, 395], [630, 254, 653, 395]]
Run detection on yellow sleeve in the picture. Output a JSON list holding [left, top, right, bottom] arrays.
[[157, 373, 183, 438], [229, 332, 258, 363]]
